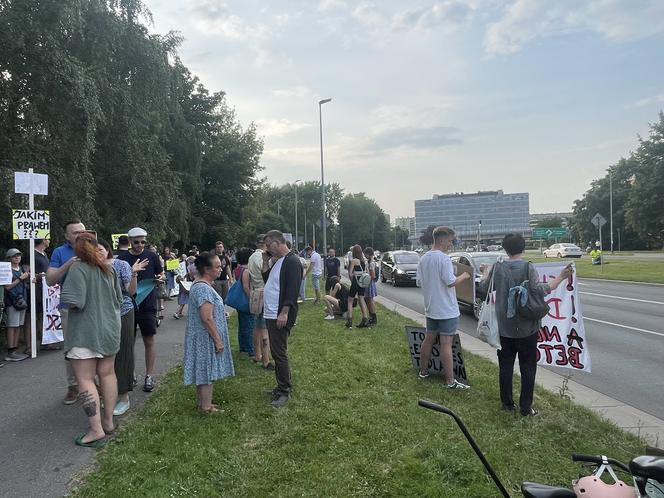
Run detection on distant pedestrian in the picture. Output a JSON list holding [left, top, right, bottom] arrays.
[[248, 234, 273, 370], [60, 235, 123, 448], [479, 233, 573, 416], [233, 247, 255, 357], [263, 230, 302, 408], [416, 227, 472, 389], [305, 246, 322, 304], [323, 248, 341, 293], [346, 245, 370, 329], [32, 239, 51, 350], [212, 241, 233, 301], [183, 252, 235, 413], [363, 247, 378, 325], [3, 249, 29, 362], [174, 256, 194, 319]]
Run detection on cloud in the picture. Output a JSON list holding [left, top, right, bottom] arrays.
[[351, 2, 389, 30], [255, 118, 312, 138], [318, 0, 347, 12], [392, 1, 474, 31], [628, 93, 664, 108], [371, 126, 462, 150], [190, 0, 271, 41], [272, 85, 313, 98], [484, 0, 664, 55]]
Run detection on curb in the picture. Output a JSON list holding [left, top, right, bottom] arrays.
[[578, 277, 664, 287], [375, 294, 664, 447]]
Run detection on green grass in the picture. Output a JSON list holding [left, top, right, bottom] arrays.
[[70, 301, 644, 497], [525, 255, 664, 284]]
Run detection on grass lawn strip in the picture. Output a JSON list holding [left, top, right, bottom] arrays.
[[525, 255, 664, 284], [71, 297, 643, 497]]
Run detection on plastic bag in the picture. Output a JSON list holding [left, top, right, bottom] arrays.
[[477, 271, 501, 350]]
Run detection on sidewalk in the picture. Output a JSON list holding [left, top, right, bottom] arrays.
[[0, 300, 186, 498], [376, 294, 664, 447]]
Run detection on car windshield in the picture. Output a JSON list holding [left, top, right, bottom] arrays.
[[471, 255, 502, 267], [395, 254, 419, 264]]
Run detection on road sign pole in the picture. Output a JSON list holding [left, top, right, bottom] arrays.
[[599, 225, 603, 274], [28, 168, 37, 358]]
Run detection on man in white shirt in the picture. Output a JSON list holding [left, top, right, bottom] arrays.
[[305, 246, 323, 304], [416, 226, 471, 389]]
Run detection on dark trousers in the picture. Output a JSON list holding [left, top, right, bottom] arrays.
[[115, 309, 135, 395], [497, 333, 538, 414], [237, 311, 255, 355], [266, 319, 293, 395]]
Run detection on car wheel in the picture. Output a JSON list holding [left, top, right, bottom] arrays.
[[381, 270, 386, 283], [557, 252, 563, 258]]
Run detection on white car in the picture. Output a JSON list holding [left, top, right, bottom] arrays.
[[543, 243, 582, 258]]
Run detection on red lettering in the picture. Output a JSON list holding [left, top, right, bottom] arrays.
[[546, 297, 566, 320], [554, 345, 568, 366], [538, 344, 555, 363], [570, 295, 577, 323], [568, 347, 584, 369], [538, 325, 561, 343]]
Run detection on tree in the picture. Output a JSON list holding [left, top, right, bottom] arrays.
[[338, 193, 391, 251], [419, 225, 437, 247]]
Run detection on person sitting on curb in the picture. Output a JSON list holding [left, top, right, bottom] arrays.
[[323, 276, 350, 320]]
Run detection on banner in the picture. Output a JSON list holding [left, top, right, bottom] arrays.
[[111, 233, 128, 250], [0, 262, 12, 285], [533, 262, 591, 372], [405, 326, 468, 383], [12, 209, 50, 240], [42, 284, 63, 344], [166, 259, 180, 271]]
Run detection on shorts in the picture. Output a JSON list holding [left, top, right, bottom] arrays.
[[135, 311, 158, 337], [311, 274, 321, 291], [66, 347, 103, 360], [254, 312, 266, 329], [5, 306, 26, 327], [425, 317, 459, 336], [348, 280, 363, 298]]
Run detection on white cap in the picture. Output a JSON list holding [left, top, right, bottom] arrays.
[[127, 227, 148, 237], [595, 241, 600, 247]]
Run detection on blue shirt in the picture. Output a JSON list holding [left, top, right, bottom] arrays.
[[49, 242, 75, 309]]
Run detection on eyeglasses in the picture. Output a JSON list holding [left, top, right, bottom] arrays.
[[133, 240, 147, 245]]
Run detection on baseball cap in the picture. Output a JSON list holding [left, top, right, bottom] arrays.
[[127, 227, 148, 237], [6, 248, 22, 258]]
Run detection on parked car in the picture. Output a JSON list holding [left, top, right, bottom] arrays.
[[449, 251, 506, 319], [380, 250, 420, 287], [486, 244, 503, 252], [542, 243, 582, 258]]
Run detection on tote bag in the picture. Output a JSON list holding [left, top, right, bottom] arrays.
[[477, 269, 501, 350], [225, 268, 250, 313]]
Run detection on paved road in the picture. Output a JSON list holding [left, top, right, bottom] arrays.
[[376, 278, 664, 418]]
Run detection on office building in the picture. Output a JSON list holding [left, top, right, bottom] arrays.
[[394, 217, 416, 238]]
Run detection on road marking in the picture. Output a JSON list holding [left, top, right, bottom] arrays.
[[579, 292, 664, 305], [584, 317, 664, 338]]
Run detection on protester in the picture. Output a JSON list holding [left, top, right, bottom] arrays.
[[115, 235, 130, 258], [248, 234, 273, 370], [46, 219, 88, 404], [174, 256, 194, 319], [99, 240, 146, 416], [212, 241, 233, 300], [416, 227, 472, 389], [60, 235, 122, 448], [323, 276, 350, 320], [117, 227, 164, 393], [323, 248, 340, 293], [298, 250, 309, 302], [233, 247, 255, 357], [346, 244, 370, 329], [363, 247, 379, 325], [149, 244, 166, 313], [305, 246, 322, 304], [262, 230, 302, 408], [479, 233, 573, 416], [183, 252, 235, 413], [163, 247, 177, 299], [3, 249, 30, 362]]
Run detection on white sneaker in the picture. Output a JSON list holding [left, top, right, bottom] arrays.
[[4, 351, 28, 362], [447, 380, 470, 390], [113, 399, 130, 416], [324, 315, 336, 320]]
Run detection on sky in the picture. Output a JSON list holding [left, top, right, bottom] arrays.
[[141, 0, 664, 219]]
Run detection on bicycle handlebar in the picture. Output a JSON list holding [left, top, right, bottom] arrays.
[[572, 454, 630, 473]]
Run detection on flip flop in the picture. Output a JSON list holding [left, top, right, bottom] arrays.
[[74, 433, 110, 449], [198, 406, 223, 414]]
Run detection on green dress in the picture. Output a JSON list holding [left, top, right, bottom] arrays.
[[60, 262, 123, 357]]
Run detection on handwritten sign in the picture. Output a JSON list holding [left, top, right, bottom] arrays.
[[166, 259, 180, 271], [12, 209, 50, 240], [111, 233, 127, 250], [533, 262, 591, 372], [0, 262, 13, 285], [41, 284, 63, 344], [405, 326, 468, 383]]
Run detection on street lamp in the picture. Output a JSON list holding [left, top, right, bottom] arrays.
[[294, 179, 301, 251], [609, 167, 614, 253], [319, 97, 332, 253]]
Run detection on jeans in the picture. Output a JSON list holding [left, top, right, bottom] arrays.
[[266, 319, 293, 395], [497, 333, 538, 414], [237, 311, 255, 356]]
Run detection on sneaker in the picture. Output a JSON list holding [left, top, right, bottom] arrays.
[[324, 315, 335, 320], [521, 407, 539, 417], [345, 320, 353, 329], [262, 362, 275, 371], [271, 394, 290, 408], [143, 375, 155, 392], [173, 313, 181, 320], [113, 399, 131, 416], [418, 370, 430, 379], [4, 351, 28, 362], [446, 380, 470, 390], [63, 386, 79, 405], [357, 318, 370, 328]]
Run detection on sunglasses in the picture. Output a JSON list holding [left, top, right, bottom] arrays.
[[133, 240, 147, 245]]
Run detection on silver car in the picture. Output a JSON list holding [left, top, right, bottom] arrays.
[[543, 243, 582, 258], [449, 251, 506, 319]]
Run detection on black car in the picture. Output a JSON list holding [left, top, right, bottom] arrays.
[[449, 251, 505, 319], [380, 251, 420, 287]]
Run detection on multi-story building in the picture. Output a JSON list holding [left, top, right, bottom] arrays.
[[414, 190, 530, 241], [394, 217, 416, 238]]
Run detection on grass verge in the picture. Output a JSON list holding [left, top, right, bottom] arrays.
[[525, 256, 664, 284], [70, 300, 643, 497]]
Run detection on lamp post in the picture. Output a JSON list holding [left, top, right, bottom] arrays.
[[319, 97, 332, 254], [294, 179, 301, 251], [609, 168, 614, 253]]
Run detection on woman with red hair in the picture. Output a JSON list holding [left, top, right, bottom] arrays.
[[60, 235, 123, 448]]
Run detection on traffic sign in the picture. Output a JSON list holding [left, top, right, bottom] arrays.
[[591, 213, 607, 228], [532, 227, 568, 239]]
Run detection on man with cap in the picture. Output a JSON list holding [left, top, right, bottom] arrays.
[[117, 227, 164, 392], [46, 219, 87, 404], [4, 248, 30, 362]]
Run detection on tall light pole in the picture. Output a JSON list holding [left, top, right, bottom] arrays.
[[294, 179, 301, 251], [609, 168, 614, 253], [319, 97, 332, 253]]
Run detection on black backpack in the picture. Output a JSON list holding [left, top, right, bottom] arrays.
[[516, 262, 550, 320]]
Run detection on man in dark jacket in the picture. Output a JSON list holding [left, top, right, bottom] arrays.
[[262, 230, 302, 408]]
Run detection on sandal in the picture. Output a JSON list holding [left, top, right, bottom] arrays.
[[198, 405, 223, 414], [74, 433, 110, 448]]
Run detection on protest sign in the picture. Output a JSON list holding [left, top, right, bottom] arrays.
[[166, 259, 180, 271], [533, 262, 591, 372], [12, 209, 50, 240], [0, 262, 12, 285], [14, 171, 48, 195], [111, 233, 128, 250], [405, 326, 468, 383], [41, 284, 63, 345]]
